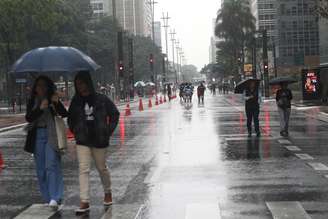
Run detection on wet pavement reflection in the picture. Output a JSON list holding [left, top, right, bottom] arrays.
[[2, 94, 328, 218]]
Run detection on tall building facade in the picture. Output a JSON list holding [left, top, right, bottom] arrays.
[[276, 0, 320, 68], [154, 21, 162, 48], [319, 18, 328, 64], [250, 0, 277, 39], [89, 0, 152, 37]]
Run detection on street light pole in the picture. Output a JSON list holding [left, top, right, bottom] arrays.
[[148, 0, 158, 42], [262, 30, 269, 98], [175, 41, 180, 81], [161, 12, 170, 82], [169, 29, 177, 83]]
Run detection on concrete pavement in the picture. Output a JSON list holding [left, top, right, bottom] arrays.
[[1, 94, 328, 218]]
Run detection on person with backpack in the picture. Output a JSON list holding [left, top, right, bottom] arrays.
[[276, 83, 293, 137], [68, 71, 120, 214]]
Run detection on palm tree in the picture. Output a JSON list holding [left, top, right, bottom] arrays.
[[215, 0, 256, 80]]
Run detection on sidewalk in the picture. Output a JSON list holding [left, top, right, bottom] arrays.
[[0, 95, 169, 133]]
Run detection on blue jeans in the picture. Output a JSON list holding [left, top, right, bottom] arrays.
[[34, 128, 64, 203]]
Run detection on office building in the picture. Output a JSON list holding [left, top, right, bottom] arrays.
[[275, 0, 320, 68], [154, 21, 162, 48], [90, 0, 152, 37]]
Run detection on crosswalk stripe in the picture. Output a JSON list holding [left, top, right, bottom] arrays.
[[225, 137, 277, 141], [185, 203, 221, 219], [285, 146, 302, 152], [266, 201, 311, 219], [14, 204, 58, 219], [278, 139, 292, 145], [295, 154, 314, 160], [100, 204, 144, 219], [308, 162, 328, 171]]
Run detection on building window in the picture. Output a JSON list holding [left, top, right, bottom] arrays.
[[281, 4, 285, 14], [292, 7, 297, 15]]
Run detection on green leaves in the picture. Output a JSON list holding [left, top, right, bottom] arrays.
[[0, 0, 162, 85], [215, 0, 256, 79]]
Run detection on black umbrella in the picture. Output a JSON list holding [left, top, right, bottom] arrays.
[[234, 78, 261, 94], [269, 76, 298, 85]]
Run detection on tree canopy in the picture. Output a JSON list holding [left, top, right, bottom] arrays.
[[214, 0, 255, 81], [0, 0, 164, 99]]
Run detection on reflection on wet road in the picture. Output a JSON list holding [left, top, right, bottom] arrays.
[[1, 94, 328, 218]]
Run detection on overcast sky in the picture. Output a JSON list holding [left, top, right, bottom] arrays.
[[155, 0, 221, 71]]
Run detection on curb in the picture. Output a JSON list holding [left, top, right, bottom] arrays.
[[0, 123, 27, 133]]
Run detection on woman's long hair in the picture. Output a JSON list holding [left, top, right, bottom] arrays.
[[30, 75, 56, 103]]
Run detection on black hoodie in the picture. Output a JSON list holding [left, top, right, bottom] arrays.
[[68, 71, 120, 148]]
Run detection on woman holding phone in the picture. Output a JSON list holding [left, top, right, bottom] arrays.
[[25, 75, 68, 209]]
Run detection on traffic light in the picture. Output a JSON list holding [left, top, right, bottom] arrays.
[[119, 61, 124, 77], [149, 53, 154, 71], [264, 63, 268, 70]]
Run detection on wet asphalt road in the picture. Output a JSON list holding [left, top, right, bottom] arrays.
[[1, 94, 328, 218]]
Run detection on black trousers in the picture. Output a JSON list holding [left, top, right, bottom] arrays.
[[246, 107, 260, 133]]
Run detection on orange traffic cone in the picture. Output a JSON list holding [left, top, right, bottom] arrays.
[[139, 99, 144, 111], [160, 96, 163, 104], [148, 99, 152, 108], [0, 151, 5, 169], [67, 129, 75, 140], [125, 103, 132, 116], [155, 96, 159, 105]]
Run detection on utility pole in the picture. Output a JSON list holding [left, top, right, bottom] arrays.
[[112, 0, 119, 102], [272, 39, 278, 78], [128, 37, 134, 100], [118, 31, 125, 100], [148, 0, 158, 42], [161, 12, 170, 82], [252, 36, 257, 79], [262, 30, 269, 98], [170, 29, 177, 83], [175, 40, 180, 81]]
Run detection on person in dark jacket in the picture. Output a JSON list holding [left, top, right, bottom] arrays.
[[167, 84, 172, 101], [25, 75, 68, 210], [68, 71, 120, 214], [276, 83, 293, 137], [244, 81, 261, 137], [197, 82, 206, 104]]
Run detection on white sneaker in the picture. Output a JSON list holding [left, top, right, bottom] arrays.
[[49, 200, 58, 210]]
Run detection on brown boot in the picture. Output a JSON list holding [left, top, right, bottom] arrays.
[[75, 202, 90, 214], [104, 193, 113, 206]]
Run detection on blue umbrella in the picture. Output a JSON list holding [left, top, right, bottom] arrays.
[[11, 47, 100, 74]]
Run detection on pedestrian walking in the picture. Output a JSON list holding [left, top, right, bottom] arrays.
[[197, 82, 206, 104], [244, 81, 261, 137], [25, 75, 68, 210], [276, 83, 293, 137], [167, 84, 172, 101], [68, 71, 120, 214]]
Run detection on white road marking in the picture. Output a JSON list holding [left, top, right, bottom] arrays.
[[308, 162, 328, 171], [185, 203, 221, 219], [225, 137, 277, 141], [278, 139, 292, 145], [285, 146, 302, 152], [266, 201, 311, 219], [295, 154, 314, 160], [134, 205, 145, 219], [100, 204, 144, 219], [14, 204, 58, 219]]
